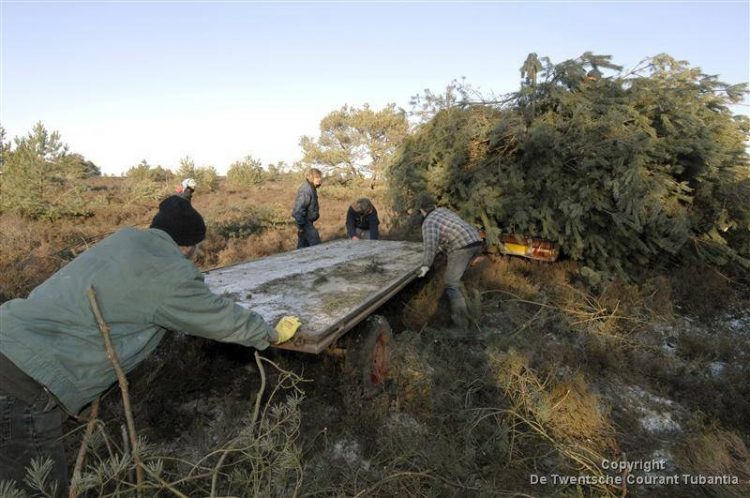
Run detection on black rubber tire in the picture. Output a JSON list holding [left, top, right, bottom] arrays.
[[346, 315, 393, 397]]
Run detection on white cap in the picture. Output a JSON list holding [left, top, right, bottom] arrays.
[[182, 178, 197, 190]]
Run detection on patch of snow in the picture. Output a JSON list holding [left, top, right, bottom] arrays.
[[623, 386, 682, 434], [331, 439, 371, 471], [649, 449, 676, 474], [639, 410, 681, 433], [661, 338, 678, 355], [724, 312, 750, 336], [625, 386, 676, 408], [708, 361, 727, 378], [385, 412, 427, 436]]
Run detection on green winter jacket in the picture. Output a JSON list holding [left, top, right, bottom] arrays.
[[0, 228, 276, 414]]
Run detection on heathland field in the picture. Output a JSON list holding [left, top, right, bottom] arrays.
[[2, 172, 749, 497]]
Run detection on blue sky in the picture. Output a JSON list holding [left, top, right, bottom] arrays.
[[2, 1, 749, 175]]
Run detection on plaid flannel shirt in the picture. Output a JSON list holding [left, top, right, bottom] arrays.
[[421, 208, 481, 267]]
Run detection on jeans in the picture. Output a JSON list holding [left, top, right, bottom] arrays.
[[297, 222, 321, 249], [444, 244, 483, 328], [444, 244, 483, 300], [0, 390, 67, 495]]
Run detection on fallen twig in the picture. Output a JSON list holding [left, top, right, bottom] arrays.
[[141, 464, 189, 498], [87, 286, 145, 498], [210, 351, 267, 498], [69, 398, 100, 498]]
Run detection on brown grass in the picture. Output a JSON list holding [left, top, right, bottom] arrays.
[[390, 330, 436, 414], [400, 258, 448, 330], [670, 263, 742, 321], [675, 428, 750, 497], [0, 174, 398, 302], [222, 229, 295, 266], [490, 350, 617, 452], [488, 349, 620, 495]]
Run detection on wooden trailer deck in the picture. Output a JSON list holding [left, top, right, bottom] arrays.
[[203, 239, 424, 354]]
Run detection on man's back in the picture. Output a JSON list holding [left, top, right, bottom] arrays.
[[422, 208, 481, 252], [0, 228, 194, 413]]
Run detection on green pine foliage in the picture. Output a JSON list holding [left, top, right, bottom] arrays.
[[175, 156, 219, 192], [227, 155, 265, 187], [69, 153, 101, 178], [301, 103, 409, 186], [124, 160, 175, 200], [176, 155, 197, 180], [194, 165, 219, 193], [125, 160, 173, 183], [0, 122, 95, 220], [389, 53, 750, 279]]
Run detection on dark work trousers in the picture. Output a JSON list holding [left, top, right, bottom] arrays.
[[0, 355, 68, 496], [444, 243, 483, 327], [297, 222, 321, 249]]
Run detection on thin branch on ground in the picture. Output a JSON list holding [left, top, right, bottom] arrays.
[[210, 350, 267, 498], [69, 398, 100, 498], [87, 286, 145, 498]]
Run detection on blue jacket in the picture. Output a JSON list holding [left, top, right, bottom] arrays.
[[345, 206, 380, 240], [291, 180, 320, 227], [0, 228, 275, 414]]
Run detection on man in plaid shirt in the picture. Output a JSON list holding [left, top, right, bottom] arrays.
[[416, 195, 483, 329]]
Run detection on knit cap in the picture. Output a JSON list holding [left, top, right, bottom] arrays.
[[150, 195, 206, 246]]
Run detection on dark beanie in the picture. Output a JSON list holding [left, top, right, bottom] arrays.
[[416, 193, 437, 212], [150, 195, 206, 246]]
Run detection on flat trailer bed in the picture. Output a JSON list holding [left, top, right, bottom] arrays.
[[203, 239, 423, 355]]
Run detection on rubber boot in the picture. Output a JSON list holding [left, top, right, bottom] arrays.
[[465, 287, 482, 321], [449, 294, 470, 333]]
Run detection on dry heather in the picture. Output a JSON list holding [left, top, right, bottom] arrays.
[[2, 175, 749, 497], [0, 175, 391, 300], [676, 429, 750, 498]]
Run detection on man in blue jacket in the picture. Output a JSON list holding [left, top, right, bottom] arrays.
[[0, 196, 298, 494], [291, 168, 322, 249], [345, 198, 380, 240]]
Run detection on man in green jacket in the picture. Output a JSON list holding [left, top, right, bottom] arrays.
[[0, 196, 297, 494]]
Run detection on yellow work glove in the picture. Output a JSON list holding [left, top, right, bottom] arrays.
[[274, 316, 301, 344]]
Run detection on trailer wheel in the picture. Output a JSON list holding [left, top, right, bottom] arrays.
[[347, 315, 393, 397]]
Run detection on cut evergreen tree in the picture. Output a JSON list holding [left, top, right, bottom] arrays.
[[389, 53, 750, 279]]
